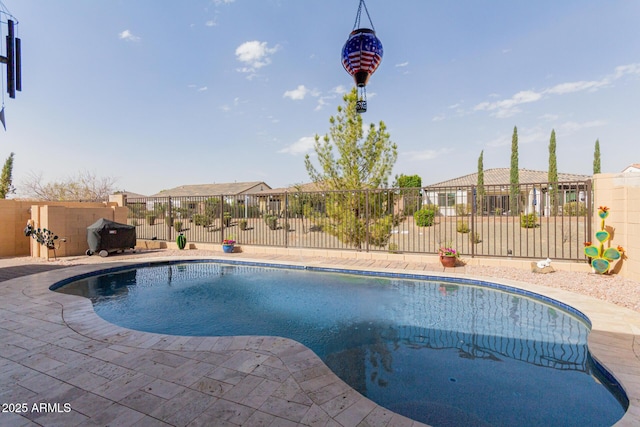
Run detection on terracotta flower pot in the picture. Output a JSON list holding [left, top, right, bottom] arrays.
[[440, 255, 457, 268]]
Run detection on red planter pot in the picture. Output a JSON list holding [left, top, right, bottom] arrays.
[[440, 255, 457, 268]]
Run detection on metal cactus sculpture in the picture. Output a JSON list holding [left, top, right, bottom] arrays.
[[584, 206, 622, 274]]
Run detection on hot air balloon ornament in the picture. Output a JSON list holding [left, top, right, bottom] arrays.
[[342, 0, 383, 113]]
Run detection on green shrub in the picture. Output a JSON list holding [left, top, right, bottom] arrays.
[[174, 221, 183, 232], [193, 214, 211, 227], [265, 214, 278, 230], [564, 201, 587, 216], [223, 212, 232, 227], [520, 213, 538, 228], [414, 206, 437, 227], [239, 219, 248, 230], [457, 219, 470, 233], [369, 215, 393, 247], [146, 214, 156, 225], [470, 232, 482, 244], [455, 204, 469, 216]]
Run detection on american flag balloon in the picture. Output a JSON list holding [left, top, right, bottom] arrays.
[[341, 28, 383, 88]]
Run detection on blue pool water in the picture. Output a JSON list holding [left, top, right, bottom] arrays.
[[54, 262, 626, 426]]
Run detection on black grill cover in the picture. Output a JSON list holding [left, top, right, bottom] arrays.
[[87, 218, 136, 252]]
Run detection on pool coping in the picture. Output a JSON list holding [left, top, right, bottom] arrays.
[[1, 255, 639, 426]]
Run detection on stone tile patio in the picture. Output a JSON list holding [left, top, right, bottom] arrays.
[[1, 254, 639, 426]]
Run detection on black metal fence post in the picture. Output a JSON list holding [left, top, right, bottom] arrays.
[[167, 196, 172, 242]]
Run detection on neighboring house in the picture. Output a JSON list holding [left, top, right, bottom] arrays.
[[147, 182, 272, 215], [254, 182, 324, 215], [114, 190, 147, 199], [111, 190, 148, 214], [150, 182, 270, 198], [622, 164, 640, 173], [426, 169, 592, 216]]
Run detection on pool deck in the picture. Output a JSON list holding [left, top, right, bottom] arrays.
[[1, 254, 640, 427]]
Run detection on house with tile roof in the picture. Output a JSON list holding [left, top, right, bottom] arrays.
[[425, 168, 592, 216], [150, 182, 270, 198], [622, 164, 640, 173], [251, 182, 325, 216], [145, 182, 272, 218]]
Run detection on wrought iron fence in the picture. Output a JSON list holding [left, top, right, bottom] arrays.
[[126, 180, 592, 261]]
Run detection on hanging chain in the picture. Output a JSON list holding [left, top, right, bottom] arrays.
[[352, 0, 375, 31]]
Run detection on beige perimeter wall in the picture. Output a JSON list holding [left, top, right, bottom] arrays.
[[0, 200, 127, 259], [592, 173, 640, 281]]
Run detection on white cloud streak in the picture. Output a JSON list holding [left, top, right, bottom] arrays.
[[474, 63, 640, 118], [402, 148, 454, 161], [118, 30, 140, 42], [279, 136, 316, 155]]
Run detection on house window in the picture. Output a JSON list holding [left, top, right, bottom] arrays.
[[438, 193, 456, 206]]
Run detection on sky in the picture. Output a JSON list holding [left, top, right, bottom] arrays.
[[2, 0, 639, 196]]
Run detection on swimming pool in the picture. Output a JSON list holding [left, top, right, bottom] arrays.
[[54, 261, 627, 426]]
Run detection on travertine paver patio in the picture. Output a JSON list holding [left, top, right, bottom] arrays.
[[1, 254, 639, 426]]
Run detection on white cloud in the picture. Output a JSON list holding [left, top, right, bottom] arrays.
[[485, 127, 553, 148], [235, 40, 280, 74], [403, 148, 454, 161], [614, 63, 640, 78], [395, 62, 409, 67], [118, 30, 140, 42], [315, 98, 330, 111], [474, 90, 543, 114], [279, 136, 316, 155], [546, 80, 609, 95], [539, 113, 559, 121], [197, 86, 208, 92], [213, 0, 236, 4], [205, 20, 217, 27], [332, 85, 347, 94], [473, 63, 640, 119], [284, 85, 311, 100], [557, 120, 607, 134]]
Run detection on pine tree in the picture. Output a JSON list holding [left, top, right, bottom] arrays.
[[548, 130, 558, 215], [593, 139, 601, 174], [0, 152, 15, 199], [509, 127, 519, 214], [305, 88, 398, 248], [477, 150, 485, 213]]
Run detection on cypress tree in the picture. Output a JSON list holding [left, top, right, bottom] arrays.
[[548, 130, 558, 215], [477, 150, 484, 212], [0, 152, 15, 199], [509, 126, 519, 214], [593, 139, 601, 174]]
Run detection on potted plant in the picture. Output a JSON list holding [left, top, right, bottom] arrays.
[[439, 245, 459, 267], [222, 238, 236, 253]]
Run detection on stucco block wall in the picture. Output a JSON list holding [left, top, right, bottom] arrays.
[[30, 204, 128, 259], [592, 173, 640, 280], [0, 200, 33, 257]]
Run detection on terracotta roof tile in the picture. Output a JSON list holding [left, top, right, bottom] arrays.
[[428, 168, 591, 187]]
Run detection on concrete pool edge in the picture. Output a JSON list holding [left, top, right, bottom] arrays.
[[3, 256, 640, 426]]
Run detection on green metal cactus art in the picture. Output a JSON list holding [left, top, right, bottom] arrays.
[[584, 206, 623, 274], [176, 233, 186, 250]]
